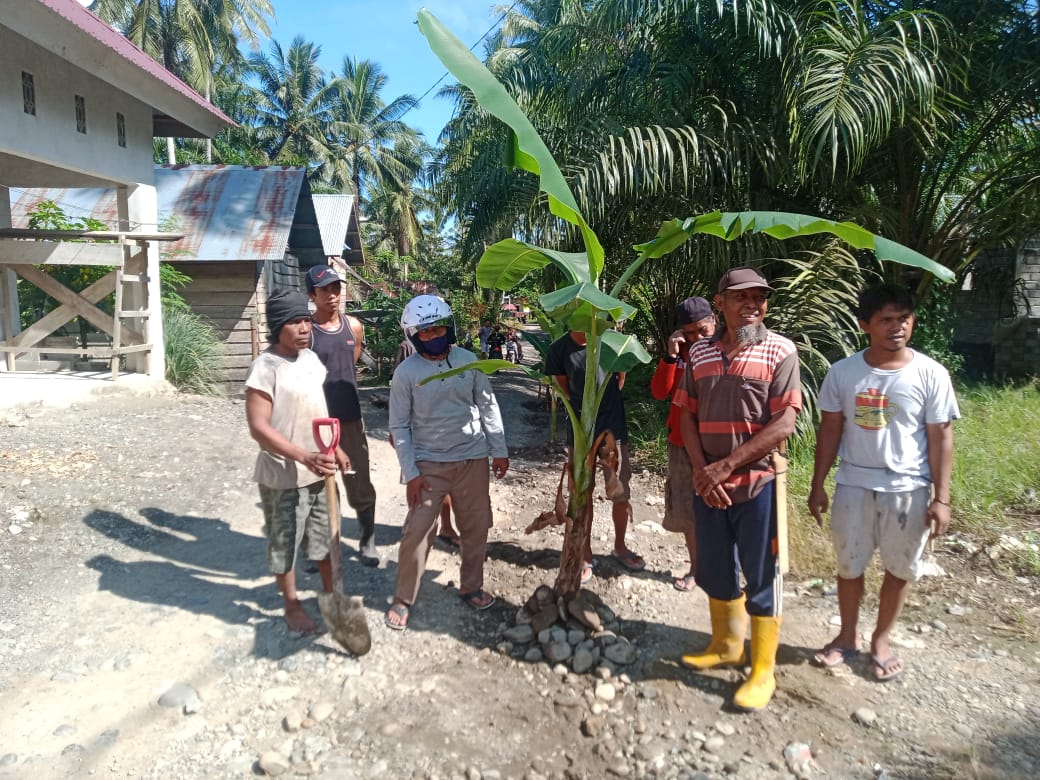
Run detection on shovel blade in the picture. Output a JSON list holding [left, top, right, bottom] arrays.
[[318, 592, 372, 656]]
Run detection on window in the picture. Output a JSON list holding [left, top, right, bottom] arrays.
[[21, 71, 35, 115], [75, 94, 86, 133], [116, 112, 126, 147]]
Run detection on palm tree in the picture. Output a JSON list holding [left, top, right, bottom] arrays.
[[325, 57, 423, 198], [245, 37, 337, 175], [90, 0, 273, 162]]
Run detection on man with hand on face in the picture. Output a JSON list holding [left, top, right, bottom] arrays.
[[808, 283, 958, 682], [306, 265, 380, 566], [245, 289, 351, 635], [673, 267, 801, 711], [650, 297, 717, 593], [385, 295, 509, 631]]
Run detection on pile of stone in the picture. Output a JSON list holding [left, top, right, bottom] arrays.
[[496, 585, 637, 673]]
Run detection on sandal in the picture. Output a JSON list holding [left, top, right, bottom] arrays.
[[385, 602, 409, 631], [813, 642, 860, 668], [872, 654, 904, 681], [610, 549, 646, 572], [673, 571, 697, 592], [459, 590, 495, 610]]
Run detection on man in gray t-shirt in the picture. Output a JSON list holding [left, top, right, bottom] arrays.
[[385, 296, 509, 630], [809, 283, 959, 681]]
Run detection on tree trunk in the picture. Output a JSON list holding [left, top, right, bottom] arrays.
[[166, 137, 177, 165], [554, 458, 593, 598]]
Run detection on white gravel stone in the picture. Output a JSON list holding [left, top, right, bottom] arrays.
[[308, 701, 334, 723], [595, 683, 616, 702], [258, 750, 290, 776]]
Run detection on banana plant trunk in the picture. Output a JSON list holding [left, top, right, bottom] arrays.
[[554, 461, 594, 598]]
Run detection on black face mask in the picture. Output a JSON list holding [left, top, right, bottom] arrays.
[[417, 334, 451, 357]]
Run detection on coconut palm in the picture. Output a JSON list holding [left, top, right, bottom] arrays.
[[245, 37, 338, 175], [89, 0, 273, 162], [325, 57, 423, 199]]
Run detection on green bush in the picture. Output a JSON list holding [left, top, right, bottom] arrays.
[[163, 307, 226, 395]]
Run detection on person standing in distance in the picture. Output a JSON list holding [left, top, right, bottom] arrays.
[[385, 295, 509, 630], [306, 264, 379, 566], [649, 297, 716, 592], [674, 267, 801, 711], [808, 283, 958, 681]]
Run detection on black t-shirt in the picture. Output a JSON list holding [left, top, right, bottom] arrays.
[[310, 317, 361, 422], [544, 334, 627, 443]]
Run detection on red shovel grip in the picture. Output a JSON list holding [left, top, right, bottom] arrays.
[[312, 417, 340, 456]]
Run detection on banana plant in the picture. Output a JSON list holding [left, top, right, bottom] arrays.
[[416, 10, 954, 599]]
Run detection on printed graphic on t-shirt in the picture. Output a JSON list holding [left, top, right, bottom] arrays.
[[854, 388, 896, 430]]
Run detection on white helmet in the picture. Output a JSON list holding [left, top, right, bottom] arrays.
[[400, 294, 456, 347]]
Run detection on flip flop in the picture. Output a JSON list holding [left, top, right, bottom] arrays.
[[673, 572, 698, 592], [460, 590, 495, 610], [872, 654, 904, 681], [436, 534, 461, 548], [813, 642, 860, 668], [385, 602, 409, 631], [610, 550, 646, 572]]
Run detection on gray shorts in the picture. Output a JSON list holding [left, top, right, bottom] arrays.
[[663, 442, 695, 532], [258, 482, 330, 575], [830, 485, 932, 582]]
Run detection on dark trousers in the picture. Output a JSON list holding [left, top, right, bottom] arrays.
[[693, 482, 781, 617]]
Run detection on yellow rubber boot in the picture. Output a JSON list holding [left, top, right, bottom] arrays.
[[733, 615, 781, 711], [681, 596, 747, 669]]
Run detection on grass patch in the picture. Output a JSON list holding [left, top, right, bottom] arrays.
[[164, 308, 227, 395]]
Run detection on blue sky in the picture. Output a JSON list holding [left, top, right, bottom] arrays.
[[264, 1, 503, 143]]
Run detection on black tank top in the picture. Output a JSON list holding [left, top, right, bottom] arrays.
[[310, 317, 362, 422]]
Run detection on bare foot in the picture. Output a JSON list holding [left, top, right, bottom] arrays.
[[284, 600, 319, 634]]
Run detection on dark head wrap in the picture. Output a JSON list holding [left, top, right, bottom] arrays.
[[267, 289, 311, 343]]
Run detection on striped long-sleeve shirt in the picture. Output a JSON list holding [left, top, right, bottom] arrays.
[[672, 326, 801, 503]]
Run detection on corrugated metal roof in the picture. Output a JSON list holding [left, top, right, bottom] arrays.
[[155, 165, 307, 261], [9, 165, 311, 263]]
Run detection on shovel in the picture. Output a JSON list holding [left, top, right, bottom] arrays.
[[312, 417, 371, 656]]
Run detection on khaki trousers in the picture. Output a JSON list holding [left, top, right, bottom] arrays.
[[395, 459, 492, 605]]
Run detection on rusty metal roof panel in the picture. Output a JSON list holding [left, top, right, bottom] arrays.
[[8, 165, 309, 262], [155, 165, 306, 261]]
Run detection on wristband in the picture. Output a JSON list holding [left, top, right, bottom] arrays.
[[663, 355, 678, 364], [932, 498, 950, 506]]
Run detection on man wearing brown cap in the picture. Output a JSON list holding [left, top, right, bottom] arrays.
[[673, 267, 801, 710], [306, 264, 379, 566], [650, 297, 717, 592]]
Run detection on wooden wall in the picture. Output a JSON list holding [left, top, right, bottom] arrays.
[[169, 260, 259, 386]]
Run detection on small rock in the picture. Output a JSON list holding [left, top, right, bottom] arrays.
[[283, 711, 303, 733], [947, 604, 968, 616], [524, 647, 544, 663], [309, 701, 334, 723], [7, 525, 22, 536], [953, 723, 973, 739], [581, 715, 606, 737], [545, 641, 572, 663], [715, 722, 735, 736], [158, 682, 200, 713], [595, 683, 616, 702], [504, 624, 535, 644], [53, 724, 76, 737], [783, 742, 816, 779], [603, 641, 636, 665], [259, 750, 290, 776], [567, 629, 586, 646], [639, 684, 659, 700], [0, 754, 15, 767], [853, 708, 877, 727], [931, 619, 948, 631], [605, 762, 631, 777], [572, 648, 595, 674], [703, 736, 725, 753], [61, 744, 85, 758]]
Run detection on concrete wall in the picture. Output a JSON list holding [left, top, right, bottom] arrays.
[[0, 29, 154, 188], [954, 240, 1040, 378]]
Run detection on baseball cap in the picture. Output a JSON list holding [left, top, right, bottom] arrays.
[[676, 296, 713, 325], [716, 266, 774, 294], [305, 264, 343, 292]]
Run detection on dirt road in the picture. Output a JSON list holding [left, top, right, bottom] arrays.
[[0, 369, 1037, 779]]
